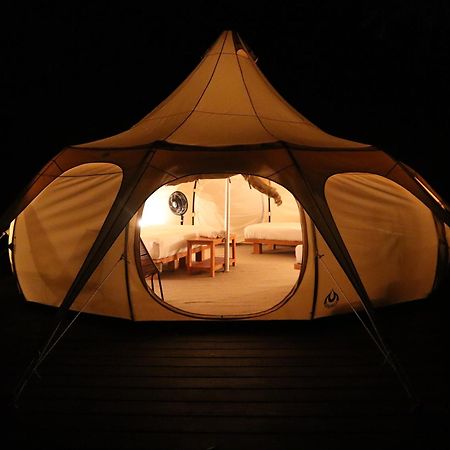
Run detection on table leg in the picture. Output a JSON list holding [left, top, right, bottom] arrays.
[[187, 242, 193, 273], [231, 237, 236, 266], [210, 242, 215, 277]]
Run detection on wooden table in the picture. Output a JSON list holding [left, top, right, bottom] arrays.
[[186, 235, 236, 277]]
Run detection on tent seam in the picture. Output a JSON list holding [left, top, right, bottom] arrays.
[[234, 39, 280, 142], [161, 32, 228, 141]]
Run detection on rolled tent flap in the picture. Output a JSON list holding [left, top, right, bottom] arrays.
[[243, 175, 282, 206], [167, 173, 283, 206]]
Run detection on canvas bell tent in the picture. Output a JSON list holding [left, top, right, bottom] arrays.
[[1, 30, 449, 324]]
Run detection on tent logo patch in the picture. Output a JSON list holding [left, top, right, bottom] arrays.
[[324, 289, 339, 308]]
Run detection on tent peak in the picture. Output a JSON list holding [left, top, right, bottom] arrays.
[[75, 30, 369, 149], [204, 30, 257, 62]]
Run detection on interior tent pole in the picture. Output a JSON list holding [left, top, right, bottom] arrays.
[[224, 177, 230, 272], [191, 180, 198, 225]]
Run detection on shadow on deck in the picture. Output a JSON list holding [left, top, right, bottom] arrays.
[[1, 273, 449, 450]]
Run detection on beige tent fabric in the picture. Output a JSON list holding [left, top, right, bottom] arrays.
[[325, 173, 438, 303], [3, 30, 449, 324], [141, 175, 293, 242], [168, 174, 282, 206], [76, 31, 369, 150], [12, 163, 123, 308]]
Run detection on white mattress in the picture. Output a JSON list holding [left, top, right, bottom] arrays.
[[244, 222, 302, 242], [140, 224, 225, 260]]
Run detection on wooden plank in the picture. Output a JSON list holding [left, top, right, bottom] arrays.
[[36, 364, 396, 378], [34, 354, 447, 370], [25, 385, 406, 403], [8, 430, 434, 450], [32, 374, 399, 389], [35, 345, 382, 358], [11, 413, 416, 434], [19, 398, 411, 417]]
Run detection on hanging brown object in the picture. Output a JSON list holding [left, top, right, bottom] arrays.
[[242, 174, 282, 206]]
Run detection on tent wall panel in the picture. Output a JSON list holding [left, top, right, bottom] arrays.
[[12, 163, 123, 306], [325, 173, 438, 304], [69, 230, 131, 319]]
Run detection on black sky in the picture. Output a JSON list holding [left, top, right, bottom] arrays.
[[2, 1, 449, 211]]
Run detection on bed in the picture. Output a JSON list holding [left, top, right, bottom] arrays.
[[140, 224, 225, 270], [244, 222, 303, 254]]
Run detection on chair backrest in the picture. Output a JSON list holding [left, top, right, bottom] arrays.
[[139, 239, 164, 300], [140, 240, 157, 277]]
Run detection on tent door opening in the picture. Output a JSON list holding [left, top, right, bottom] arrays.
[[138, 175, 306, 318]]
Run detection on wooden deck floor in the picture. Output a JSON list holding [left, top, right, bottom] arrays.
[[1, 273, 449, 450]]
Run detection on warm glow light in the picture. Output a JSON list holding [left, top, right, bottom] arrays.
[[140, 186, 175, 226]]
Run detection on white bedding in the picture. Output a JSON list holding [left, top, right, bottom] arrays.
[[244, 222, 302, 242], [140, 224, 225, 260]]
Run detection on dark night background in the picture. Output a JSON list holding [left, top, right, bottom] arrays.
[[1, 5, 450, 447], [1, 1, 449, 213]]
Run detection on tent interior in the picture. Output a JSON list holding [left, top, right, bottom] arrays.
[[138, 174, 304, 317]]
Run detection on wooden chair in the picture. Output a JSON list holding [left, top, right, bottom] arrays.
[[140, 239, 164, 301]]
